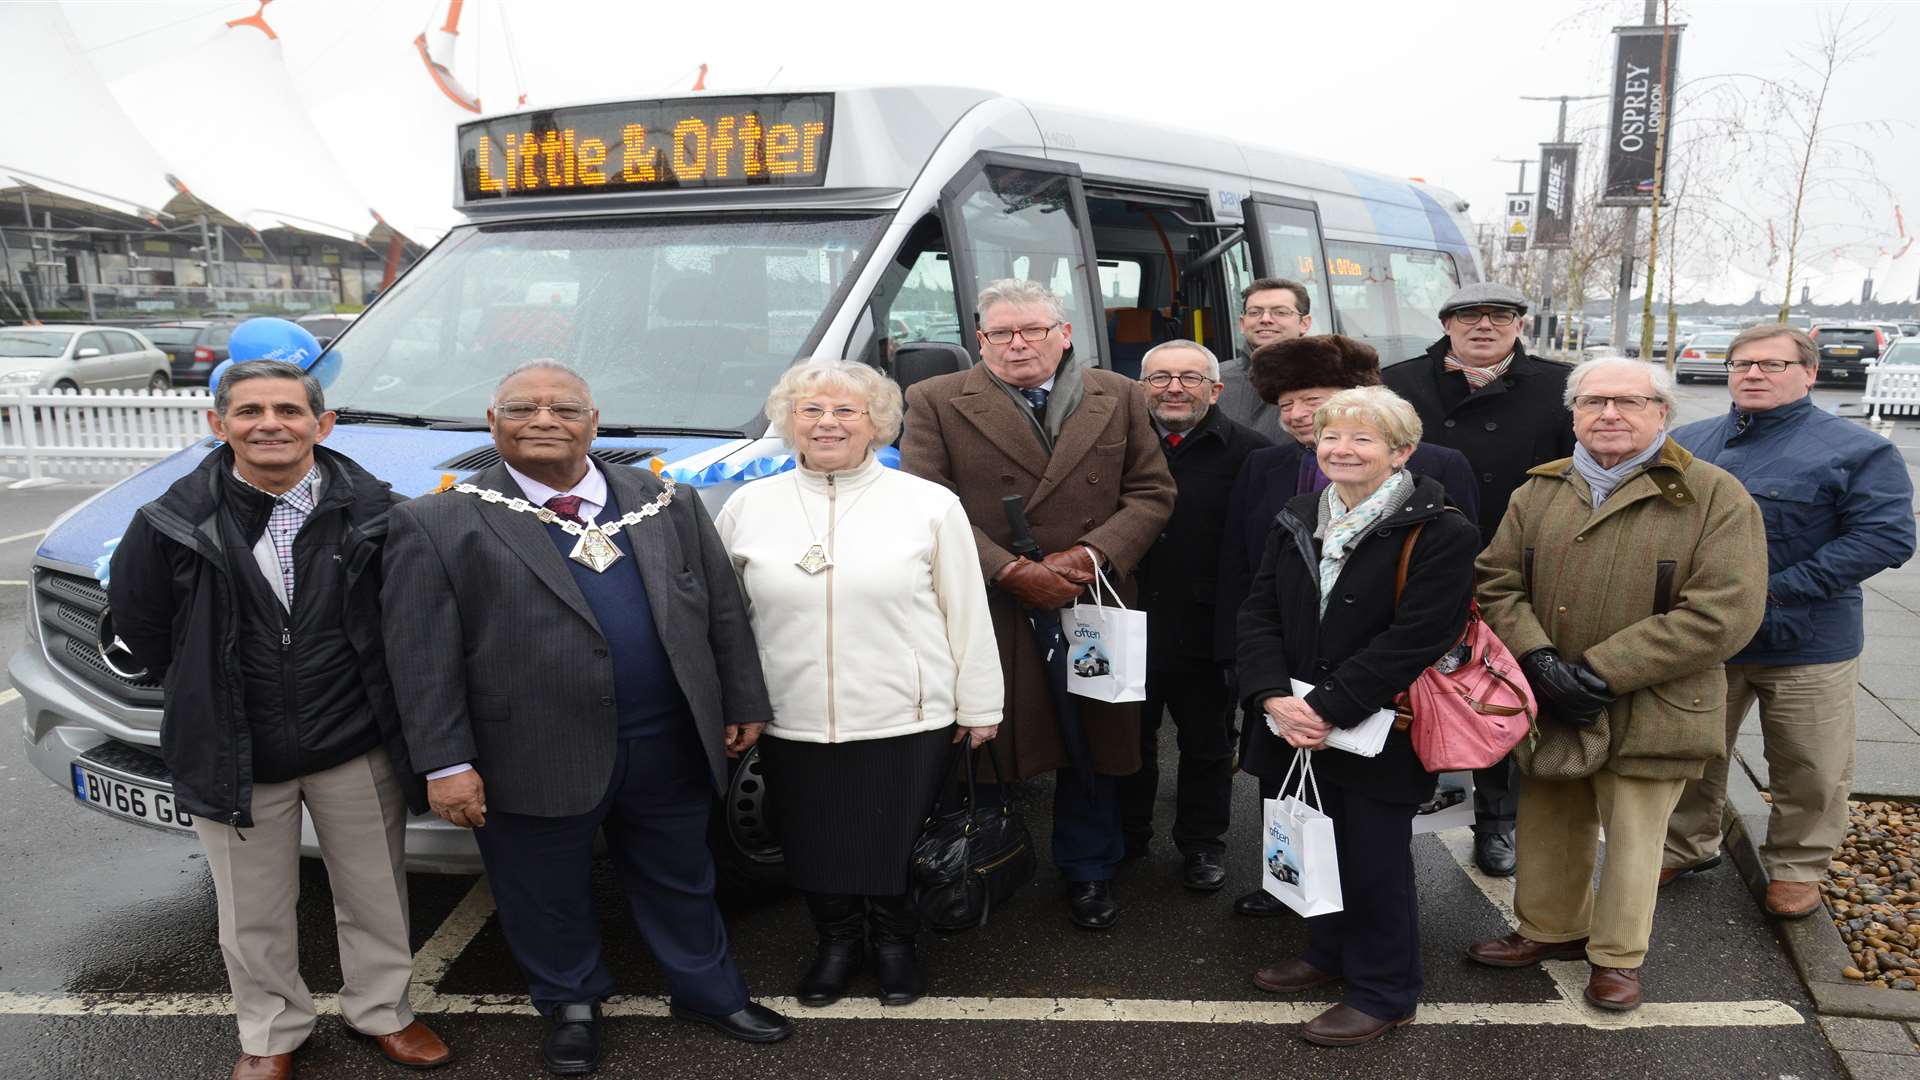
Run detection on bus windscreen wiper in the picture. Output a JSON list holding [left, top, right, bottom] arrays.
[[333, 407, 475, 428], [594, 424, 745, 438]]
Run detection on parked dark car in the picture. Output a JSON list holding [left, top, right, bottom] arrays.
[[137, 320, 233, 385], [1809, 324, 1887, 386]]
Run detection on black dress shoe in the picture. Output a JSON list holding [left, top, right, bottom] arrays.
[[1473, 832, 1517, 877], [1182, 850, 1227, 892], [1234, 888, 1290, 917], [1068, 880, 1119, 930], [542, 1002, 600, 1076], [669, 1002, 794, 1044]]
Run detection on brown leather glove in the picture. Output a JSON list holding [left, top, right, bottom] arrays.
[[996, 558, 1084, 609], [1041, 547, 1098, 586]]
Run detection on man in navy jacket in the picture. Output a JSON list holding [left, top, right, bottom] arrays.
[[1661, 324, 1915, 918]]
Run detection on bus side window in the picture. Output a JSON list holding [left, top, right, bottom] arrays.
[[852, 216, 963, 378], [1326, 241, 1462, 364]]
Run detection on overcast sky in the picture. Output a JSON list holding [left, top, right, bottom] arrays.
[[51, 0, 1920, 281]]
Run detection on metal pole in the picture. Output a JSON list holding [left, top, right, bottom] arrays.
[[1610, 0, 1659, 355]]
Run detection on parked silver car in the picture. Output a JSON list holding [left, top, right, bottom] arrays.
[[1674, 330, 1737, 383], [0, 326, 172, 392]]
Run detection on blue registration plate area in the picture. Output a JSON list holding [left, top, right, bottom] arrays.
[[71, 763, 195, 831]]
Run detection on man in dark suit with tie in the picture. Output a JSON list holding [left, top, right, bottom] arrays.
[[383, 360, 789, 1075]]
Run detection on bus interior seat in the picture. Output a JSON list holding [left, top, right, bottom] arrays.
[[1106, 306, 1173, 379]]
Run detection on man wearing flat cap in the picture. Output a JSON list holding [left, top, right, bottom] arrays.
[[1382, 281, 1575, 878]]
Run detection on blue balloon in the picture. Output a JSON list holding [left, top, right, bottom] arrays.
[[209, 317, 327, 398]]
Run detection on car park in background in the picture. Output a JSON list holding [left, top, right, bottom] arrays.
[[294, 312, 353, 347], [135, 319, 232, 385], [1809, 323, 1887, 385], [1674, 330, 1737, 383], [1877, 340, 1920, 367], [0, 325, 171, 392]]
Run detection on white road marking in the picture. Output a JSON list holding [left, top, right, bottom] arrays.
[[0, 688, 19, 708], [407, 876, 495, 996], [0, 528, 48, 546], [0, 580, 29, 586], [0, 990, 1802, 1029]]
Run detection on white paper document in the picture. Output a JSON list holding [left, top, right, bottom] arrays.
[[1264, 679, 1393, 758]]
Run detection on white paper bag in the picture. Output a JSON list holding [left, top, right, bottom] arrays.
[[1261, 749, 1344, 916], [1061, 553, 1147, 704], [1283, 678, 1392, 758]]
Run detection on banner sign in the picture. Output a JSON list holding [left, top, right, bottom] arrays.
[[1503, 193, 1533, 254], [1534, 143, 1579, 248], [1602, 25, 1683, 205]]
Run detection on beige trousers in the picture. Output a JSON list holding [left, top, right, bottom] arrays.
[[193, 747, 414, 1056], [1514, 769, 1687, 969], [1663, 658, 1858, 882]]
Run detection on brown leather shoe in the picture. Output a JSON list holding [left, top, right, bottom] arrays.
[[1584, 964, 1643, 1011], [1465, 931, 1590, 968], [1300, 1003, 1415, 1046], [1765, 879, 1825, 919], [1658, 854, 1723, 888], [347, 1019, 453, 1070], [231, 1054, 293, 1080], [1253, 958, 1339, 994]]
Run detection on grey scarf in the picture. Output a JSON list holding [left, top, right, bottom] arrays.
[[988, 354, 1087, 452], [1571, 437, 1665, 508]]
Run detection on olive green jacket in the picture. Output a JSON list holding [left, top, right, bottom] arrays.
[[1476, 437, 1767, 780]]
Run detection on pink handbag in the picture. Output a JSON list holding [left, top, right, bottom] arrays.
[[1391, 523, 1536, 772]]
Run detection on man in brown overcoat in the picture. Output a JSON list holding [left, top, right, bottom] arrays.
[[902, 279, 1175, 930]]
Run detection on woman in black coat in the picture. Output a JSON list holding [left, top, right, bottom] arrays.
[[1236, 385, 1477, 1046]]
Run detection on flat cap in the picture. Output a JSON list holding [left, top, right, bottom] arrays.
[[1438, 282, 1529, 320]]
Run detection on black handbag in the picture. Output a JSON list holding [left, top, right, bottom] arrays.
[[909, 744, 1036, 932]]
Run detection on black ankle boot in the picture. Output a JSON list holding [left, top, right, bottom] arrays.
[[797, 892, 865, 1007], [867, 893, 926, 1006]]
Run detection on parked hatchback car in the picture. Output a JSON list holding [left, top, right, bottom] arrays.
[[0, 326, 171, 392], [136, 319, 233, 385], [1808, 324, 1887, 385], [1674, 330, 1737, 383]]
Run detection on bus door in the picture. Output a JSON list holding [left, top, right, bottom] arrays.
[[1243, 194, 1334, 334], [939, 153, 1105, 370]]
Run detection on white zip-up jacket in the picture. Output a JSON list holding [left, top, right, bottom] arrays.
[[714, 454, 1003, 743]]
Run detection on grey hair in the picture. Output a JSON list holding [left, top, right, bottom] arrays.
[[976, 279, 1068, 325], [493, 358, 594, 405], [215, 360, 324, 417], [1563, 356, 1676, 413], [1313, 386, 1423, 450], [764, 358, 905, 447], [1139, 340, 1221, 382]]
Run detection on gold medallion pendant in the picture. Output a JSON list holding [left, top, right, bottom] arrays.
[[569, 526, 624, 573], [796, 543, 832, 575]]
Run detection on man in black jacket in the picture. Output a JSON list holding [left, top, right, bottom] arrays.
[[1122, 340, 1269, 889], [1381, 281, 1576, 877], [108, 361, 448, 1080]]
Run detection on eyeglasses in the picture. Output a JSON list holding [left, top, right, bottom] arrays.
[[981, 324, 1058, 345], [1449, 309, 1520, 327], [794, 404, 868, 421], [495, 401, 591, 422], [1243, 306, 1300, 320], [1726, 359, 1807, 374], [1142, 372, 1215, 389], [1571, 394, 1659, 414]]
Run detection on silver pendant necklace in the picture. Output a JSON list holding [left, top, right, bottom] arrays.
[[450, 479, 676, 573], [792, 469, 878, 575]]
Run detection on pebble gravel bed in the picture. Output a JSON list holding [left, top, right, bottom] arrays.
[[1824, 799, 1920, 991]]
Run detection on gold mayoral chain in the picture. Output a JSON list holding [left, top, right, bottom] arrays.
[[792, 471, 878, 575], [451, 479, 676, 573]]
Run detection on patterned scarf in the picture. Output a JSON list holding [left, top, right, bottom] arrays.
[[1445, 351, 1514, 389], [1316, 469, 1415, 616], [1572, 437, 1665, 508]]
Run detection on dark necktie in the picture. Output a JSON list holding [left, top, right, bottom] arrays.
[[1164, 432, 1183, 449], [1019, 387, 1049, 417], [544, 494, 585, 524]]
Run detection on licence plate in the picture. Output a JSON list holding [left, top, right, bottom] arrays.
[[71, 763, 195, 831], [1830, 347, 1860, 356]]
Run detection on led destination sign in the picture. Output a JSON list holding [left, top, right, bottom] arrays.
[[457, 93, 833, 201]]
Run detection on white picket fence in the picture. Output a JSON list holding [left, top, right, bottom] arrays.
[[0, 388, 212, 484], [1861, 365, 1920, 421]]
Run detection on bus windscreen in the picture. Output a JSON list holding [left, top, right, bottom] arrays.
[[457, 93, 832, 202]]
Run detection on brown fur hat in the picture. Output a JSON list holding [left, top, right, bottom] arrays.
[[1248, 335, 1382, 405]]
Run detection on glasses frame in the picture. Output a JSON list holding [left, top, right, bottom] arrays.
[[980, 324, 1060, 346], [793, 404, 870, 422], [1570, 394, 1661, 414], [1448, 309, 1521, 328], [1141, 372, 1216, 390], [494, 401, 593, 422], [1724, 358, 1809, 374], [1242, 306, 1301, 320]]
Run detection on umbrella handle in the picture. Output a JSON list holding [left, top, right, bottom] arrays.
[[1002, 495, 1044, 559]]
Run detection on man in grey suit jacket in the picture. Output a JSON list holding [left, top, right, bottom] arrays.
[[383, 360, 790, 1075]]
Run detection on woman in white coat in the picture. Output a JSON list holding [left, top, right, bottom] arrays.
[[715, 359, 1002, 1009]]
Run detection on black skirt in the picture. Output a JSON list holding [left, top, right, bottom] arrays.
[[759, 725, 954, 896]]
